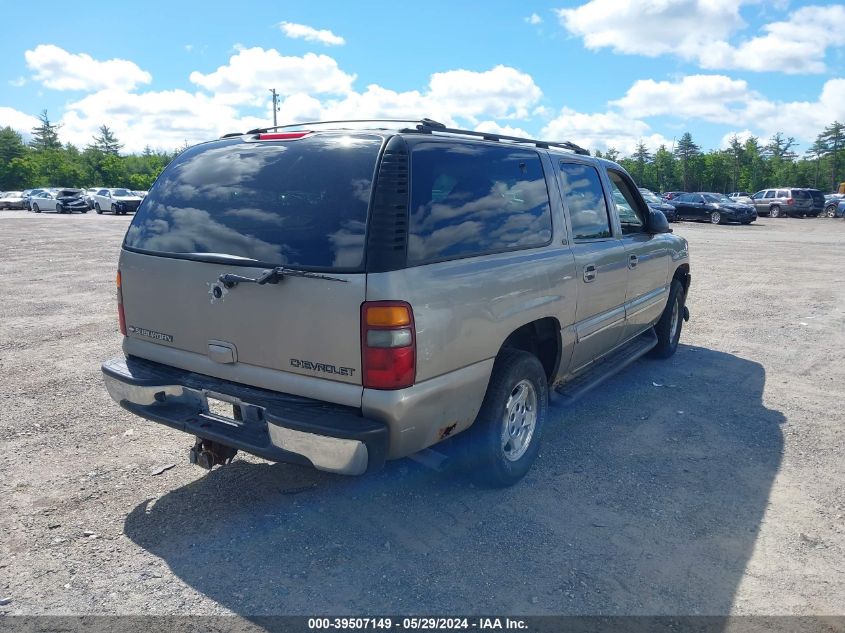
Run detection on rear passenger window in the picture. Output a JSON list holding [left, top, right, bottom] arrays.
[[559, 162, 611, 240], [407, 143, 552, 264]]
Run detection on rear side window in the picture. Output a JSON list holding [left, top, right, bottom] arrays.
[[559, 162, 611, 240], [407, 143, 552, 264], [125, 134, 383, 270], [790, 190, 810, 199]]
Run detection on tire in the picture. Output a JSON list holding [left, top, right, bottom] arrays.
[[649, 279, 685, 359], [56, 203, 64, 214], [823, 206, 836, 218], [95, 202, 102, 214], [710, 211, 721, 224], [741, 220, 752, 225], [461, 349, 548, 487], [769, 205, 781, 218], [33, 203, 40, 213]]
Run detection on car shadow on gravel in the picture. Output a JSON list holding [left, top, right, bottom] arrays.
[[124, 345, 784, 617]]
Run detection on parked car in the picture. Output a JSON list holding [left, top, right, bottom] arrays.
[[728, 192, 753, 205], [101, 120, 691, 487], [639, 187, 677, 222], [825, 199, 845, 218], [83, 187, 102, 209], [23, 188, 48, 211], [800, 188, 826, 216], [822, 194, 845, 217], [672, 192, 756, 224], [750, 188, 815, 218], [93, 188, 143, 215], [29, 188, 90, 213], [0, 191, 25, 209]]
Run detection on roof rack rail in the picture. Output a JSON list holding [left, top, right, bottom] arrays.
[[243, 118, 446, 135], [403, 121, 590, 155]]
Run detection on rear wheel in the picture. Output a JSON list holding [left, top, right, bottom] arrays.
[[769, 205, 781, 218], [461, 349, 548, 487], [710, 211, 721, 224], [649, 279, 685, 359]]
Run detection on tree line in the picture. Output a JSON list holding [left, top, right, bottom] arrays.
[[608, 123, 845, 194], [2, 111, 844, 195], [0, 111, 179, 192]]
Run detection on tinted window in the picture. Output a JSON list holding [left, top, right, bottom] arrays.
[[407, 143, 552, 264], [790, 189, 810, 199], [125, 135, 382, 270], [776, 191, 787, 198], [676, 193, 697, 203], [608, 170, 647, 234], [559, 162, 611, 240]]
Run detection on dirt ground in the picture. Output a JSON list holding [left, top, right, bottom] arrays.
[[0, 210, 843, 618]]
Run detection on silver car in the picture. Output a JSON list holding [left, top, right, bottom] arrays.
[[102, 120, 691, 487]]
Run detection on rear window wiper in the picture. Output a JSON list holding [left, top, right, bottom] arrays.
[[218, 267, 348, 289]]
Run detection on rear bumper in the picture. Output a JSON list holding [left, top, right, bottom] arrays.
[[101, 356, 388, 475]]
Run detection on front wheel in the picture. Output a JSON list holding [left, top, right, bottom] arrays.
[[56, 203, 65, 214], [769, 205, 781, 218], [95, 202, 102, 214], [33, 203, 40, 213], [649, 279, 685, 359], [823, 206, 835, 218], [461, 349, 548, 487], [710, 211, 721, 224]]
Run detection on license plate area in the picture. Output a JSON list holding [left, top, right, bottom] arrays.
[[202, 392, 264, 426], [204, 393, 241, 423]]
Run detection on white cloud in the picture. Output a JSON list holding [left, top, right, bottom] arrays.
[[701, 5, 845, 74], [271, 66, 542, 128], [742, 78, 845, 142], [279, 21, 345, 46], [556, 0, 845, 74], [0, 107, 41, 136], [611, 75, 755, 122], [609, 74, 845, 143], [24, 44, 152, 91], [9, 77, 27, 88], [541, 108, 671, 155], [57, 89, 267, 153], [475, 121, 532, 138], [557, 0, 748, 58], [427, 65, 542, 122], [525, 13, 543, 25], [189, 47, 356, 106]]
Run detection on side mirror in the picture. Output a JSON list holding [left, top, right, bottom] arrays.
[[647, 207, 672, 234]]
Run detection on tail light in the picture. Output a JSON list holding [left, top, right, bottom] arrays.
[[787, 198, 794, 205], [361, 301, 415, 390], [116, 270, 126, 336]]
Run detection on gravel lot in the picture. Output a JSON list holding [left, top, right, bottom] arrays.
[[1, 210, 843, 618]]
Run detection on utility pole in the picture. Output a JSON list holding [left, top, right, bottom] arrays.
[[269, 88, 278, 127]]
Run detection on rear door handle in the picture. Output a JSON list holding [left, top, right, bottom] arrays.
[[628, 254, 638, 269], [583, 264, 597, 283]]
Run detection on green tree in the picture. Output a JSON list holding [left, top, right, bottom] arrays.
[[805, 136, 827, 188], [631, 141, 651, 187], [0, 126, 28, 189], [29, 110, 62, 152], [90, 125, 123, 155], [674, 133, 700, 191], [819, 121, 845, 191]]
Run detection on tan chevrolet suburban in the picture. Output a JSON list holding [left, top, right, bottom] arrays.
[[102, 119, 691, 487]]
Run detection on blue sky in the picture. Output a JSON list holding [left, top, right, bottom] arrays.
[[1, 0, 843, 155]]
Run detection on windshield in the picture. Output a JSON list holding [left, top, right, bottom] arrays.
[[125, 134, 383, 270], [703, 194, 733, 203], [112, 189, 134, 196], [639, 189, 662, 203]]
